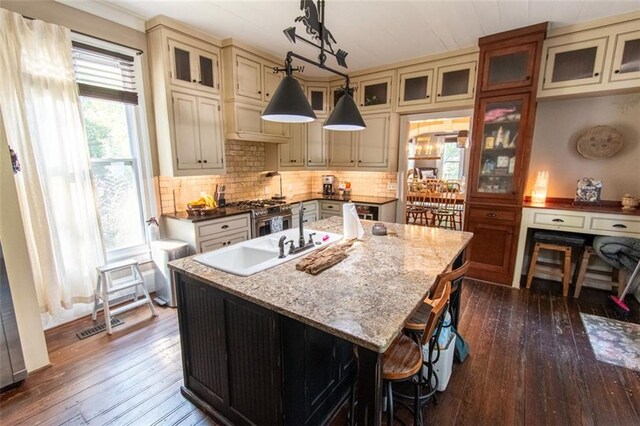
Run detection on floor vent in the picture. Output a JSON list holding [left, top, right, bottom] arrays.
[[76, 318, 124, 340]]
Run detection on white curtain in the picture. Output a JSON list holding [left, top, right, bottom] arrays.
[[0, 9, 104, 315]]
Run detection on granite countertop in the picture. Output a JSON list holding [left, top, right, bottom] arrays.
[[169, 217, 473, 353], [287, 193, 398, 205], [163, 207, 252, 223], [163, 193, 398, 223]]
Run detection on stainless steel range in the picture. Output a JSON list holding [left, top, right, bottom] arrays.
[[226, 199, 293, 237]]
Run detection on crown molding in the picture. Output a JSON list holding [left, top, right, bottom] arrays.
[[53, 0, 146, 32]]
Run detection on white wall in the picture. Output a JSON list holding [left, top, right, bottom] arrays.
[[0, 114, 50, 372], [526, 93, 640, 201]]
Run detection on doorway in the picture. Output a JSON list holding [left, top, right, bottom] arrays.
[[396, 109, 474, 228]]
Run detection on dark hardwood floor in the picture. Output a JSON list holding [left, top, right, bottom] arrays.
[[1, 279, 638, 425]]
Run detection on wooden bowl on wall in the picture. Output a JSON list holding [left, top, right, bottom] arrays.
[[576, 125, 623, 160]]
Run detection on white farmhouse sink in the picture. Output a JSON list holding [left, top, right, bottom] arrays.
[[194, 228, 343, 276]]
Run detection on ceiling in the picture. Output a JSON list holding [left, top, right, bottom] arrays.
[[60, 0, 640, 76]]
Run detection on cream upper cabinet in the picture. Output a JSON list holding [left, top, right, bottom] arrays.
[[355, 71, 394, 111], [147, 21, 226, 177], [279, 123, 306, 168], [610, 29, 640, 82], [397, 65, 434, 110], [328, 130, 357, 167], [395, 52, 478, 112], [172, 92, 224, 172], [235, 54, 262, 100], [168, 38, 221, 95], [330, 82, 359, 111], [358, 113, 390, 168], [435, 60, 476, 103], [326, 112, 398, 171], [263, 65, 283, 103], [306, 120, 327, 168], [541, 37, 608, 90], [538, 18, 640, 99]]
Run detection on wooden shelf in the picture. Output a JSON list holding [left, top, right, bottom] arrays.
[[408, 156, 442, 160], [479, 173, 514, 178], [480, 147, 516, 153]]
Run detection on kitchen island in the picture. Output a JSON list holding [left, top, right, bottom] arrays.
[[169, 217, 473, 425]]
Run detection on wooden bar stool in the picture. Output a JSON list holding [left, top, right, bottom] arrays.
[[526, 232, 586, 297], [574, 246, 624, 298], [92, 259, 157, 334]]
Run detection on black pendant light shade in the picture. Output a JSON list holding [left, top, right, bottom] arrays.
[[261, 75, 316, 123], [323, 92, 366, 131]]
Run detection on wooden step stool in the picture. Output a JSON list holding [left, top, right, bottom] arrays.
[[573, 246, 625, 298], [526, 231, 586, 297], [92, 259, 157, 334]]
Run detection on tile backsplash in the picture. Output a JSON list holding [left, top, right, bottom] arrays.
[[158, 140, 398, 214]]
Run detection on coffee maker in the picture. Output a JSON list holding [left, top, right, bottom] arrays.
[[322, 175, 336, 195]]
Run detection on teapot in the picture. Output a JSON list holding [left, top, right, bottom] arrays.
[[621, 194, 639, 210]]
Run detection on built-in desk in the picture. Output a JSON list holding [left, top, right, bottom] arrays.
[[512, 200, 640, 288]]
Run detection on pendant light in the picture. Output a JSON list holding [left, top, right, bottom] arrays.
[[262, 65, 316, 123], [323, 85, 366, 131], [261, 0, 366, 131]]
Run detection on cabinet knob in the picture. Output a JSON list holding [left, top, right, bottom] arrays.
[[360, 104, 363, 107], [594, 72, 599, 77], [551, 218, 564, 223], [350, 160, 354, 163], [308, 159, 311, 162], [258, 90, 262, 94], [198, 80, 202, 84], [290, 160, 294, 163], [437, 94, 441, 97], [192, 79, 197, 83], [358, 160, 362, 163], [227, 241, 231, 245], [612, 223, 627, 229], [222, 242, 227, 246], [293, 160, 297, 163], [486, 213, 497, 218], [266, 93, 270, 97], [221, 224, 229, 229], [426, 95, 430, 98], [203, 160, 208, 163], [197, 160, 202, 163], [614, 70, 620, 74], [525, 76, 531, 80]]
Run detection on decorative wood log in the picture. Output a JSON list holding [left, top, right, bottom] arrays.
[[296, 239, 356, 275]]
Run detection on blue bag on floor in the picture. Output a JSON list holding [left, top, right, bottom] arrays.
[[452, 327, 469, 363]]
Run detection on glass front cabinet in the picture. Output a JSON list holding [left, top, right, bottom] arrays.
[[541, 37, 608, 90], [168, 39, 220, 95], [481, 43, 538, 92], [610, 30, 640, 82], [469, 93, 531, 201], [398, 65, 434, 108], [356, 72, 393, 111]]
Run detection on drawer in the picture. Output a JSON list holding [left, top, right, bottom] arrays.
[[320, 201, 343, 213], [199, 229, 250, 253], [302, 212, 317, 224], [532, 212, 585, 229], [320, 212, 341, 219], [589, 217, 640, 235], [197, 214, 250, 238], [291, 201, 318, 215], [469, 207, 518, 222]]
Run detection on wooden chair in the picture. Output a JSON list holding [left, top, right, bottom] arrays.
[[382, 262, 469, 425], [404, 261, 470, 335], [406, 190, 430, 225], [432, 182, 461, 230]]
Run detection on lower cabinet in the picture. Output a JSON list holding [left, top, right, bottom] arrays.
[[176, 274, 356, 426], [464, 204, 521, 285], [292, 201, 318, 227], [163, 213, 251, 254]]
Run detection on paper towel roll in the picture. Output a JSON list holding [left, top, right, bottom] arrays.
[[342, 203, 364, 240]]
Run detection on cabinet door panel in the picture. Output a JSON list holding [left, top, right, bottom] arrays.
[[436, 61, 476, 103], [172, 92, 201, 170], [196, 49, 220, 94], [468, 93, 531, 202], [280, 124, 305, 168], [197, 97, 224, 169], [235, 104, 262, 133], [263, 65, 283, 102], [610, 30, 640, 82], [398, 68, 433, 107], [358, 114, 389, 168], [236, 55, 262, 100], [358, 75, 392, 111], [328, 131, 356, 167], [465, 217, 517, 285], [169, 39, 194, 88], [481, 43, 537, 91], [542, 37, 607, 89], [263, 119, 288, 138], [307, 86, 329, 115], [307, 121, 327, 167]]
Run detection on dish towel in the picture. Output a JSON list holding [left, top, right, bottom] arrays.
[[342, 203, 364, 240], [270, 216, 284, 233]]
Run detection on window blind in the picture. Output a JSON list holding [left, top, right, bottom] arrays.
[[72, 41, 138, 105]]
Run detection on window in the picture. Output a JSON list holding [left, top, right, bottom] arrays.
[[72, 36, 154, 260], [441, 142, 464, 180]]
